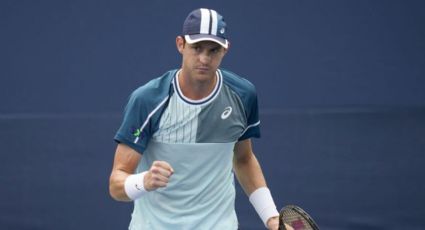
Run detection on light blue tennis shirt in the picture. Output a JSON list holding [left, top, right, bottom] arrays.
[[115, 69, 261, 229]]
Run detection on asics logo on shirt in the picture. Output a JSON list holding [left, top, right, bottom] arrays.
[[221, 106, 232, 119]]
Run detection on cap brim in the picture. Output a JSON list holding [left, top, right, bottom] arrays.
[[185, 34, 228, 49]]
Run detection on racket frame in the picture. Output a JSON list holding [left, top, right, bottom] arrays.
[[279, 205, 320, 230]]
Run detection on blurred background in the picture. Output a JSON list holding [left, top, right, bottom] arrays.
[[1, 0, 424, 229]]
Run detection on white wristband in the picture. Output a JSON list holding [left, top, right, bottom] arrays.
[[124, 171, 148, 200], [249, 187, 279, 227]]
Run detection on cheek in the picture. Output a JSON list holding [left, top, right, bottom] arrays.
[[182, 55, 196, 67], [213, 55, 224, 66]]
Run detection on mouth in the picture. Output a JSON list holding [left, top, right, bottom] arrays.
[[196, 66, 210, 72]]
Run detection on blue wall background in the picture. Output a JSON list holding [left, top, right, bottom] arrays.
[[1, 0, 424, 229]]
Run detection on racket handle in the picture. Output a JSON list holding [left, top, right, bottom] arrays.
[[278, 224, 287, 230], [278, 211, 286, 230], [278, 218, 286, 230]]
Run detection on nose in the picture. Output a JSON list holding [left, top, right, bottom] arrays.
[[199, 52, 211, 64]]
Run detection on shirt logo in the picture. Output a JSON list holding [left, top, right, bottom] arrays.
[[221, 106, 232, 119], [131, 126, 141, 137], [133, 129, 141, 137]]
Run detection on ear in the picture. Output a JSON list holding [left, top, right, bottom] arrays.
[[176, 36, 185, 54], [225, 41, 230, 52], [221, 41, 230, 56]]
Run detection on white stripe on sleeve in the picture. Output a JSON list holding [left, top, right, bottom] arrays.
[[134, 96, 169, 143], [240, 120, 261, 137]]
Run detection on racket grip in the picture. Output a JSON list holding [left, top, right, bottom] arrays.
[[278, 224, 287, 230], [278, 220, 286, 230], [278, 212, 286, 230]]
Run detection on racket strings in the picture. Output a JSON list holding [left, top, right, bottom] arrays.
[[280, 209, 313, 230]]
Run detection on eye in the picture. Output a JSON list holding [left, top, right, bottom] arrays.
[[210, 47, 221, 54], [192, 46, 202, 52]]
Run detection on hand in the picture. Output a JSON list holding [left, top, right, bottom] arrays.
[[283, 223, 294, 230], [266, 216, 294, 230], [266, 216, 279, 230], [144, 161, 174, 191]]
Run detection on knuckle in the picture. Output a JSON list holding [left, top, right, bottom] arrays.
[[150, 166, 159, 173]]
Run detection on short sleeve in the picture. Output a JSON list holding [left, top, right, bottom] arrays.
[[114, 90, 151, 154], [239, 86, 261, 141]]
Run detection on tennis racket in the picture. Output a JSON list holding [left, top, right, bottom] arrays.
[[278, 205, 319, 230]]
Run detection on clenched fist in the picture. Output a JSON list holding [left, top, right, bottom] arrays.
[[144, 161, 174, 191]]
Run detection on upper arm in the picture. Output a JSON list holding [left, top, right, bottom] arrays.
[[233, 139, 254, 163]]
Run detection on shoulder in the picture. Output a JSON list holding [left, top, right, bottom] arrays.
[[132, 70, 176, 98], [220, 69, 257, 98], [129, 70, 176, 105]]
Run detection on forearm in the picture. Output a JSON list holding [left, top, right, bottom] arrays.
[[109, 169, 132, 202], [109, 143, 142, 202], [233, 150, 267, 196], [109, 144, 173, 202], [233, 140, 279, 229]]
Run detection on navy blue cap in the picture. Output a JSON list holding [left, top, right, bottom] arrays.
[[182, 8, 229, 48]]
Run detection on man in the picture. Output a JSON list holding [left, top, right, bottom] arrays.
[[109, 8, 293, 230]]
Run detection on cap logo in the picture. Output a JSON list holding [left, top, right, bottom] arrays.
[[220, 28, 225, 34]]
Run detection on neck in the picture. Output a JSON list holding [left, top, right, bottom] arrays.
[[178, 70, 217, 100]]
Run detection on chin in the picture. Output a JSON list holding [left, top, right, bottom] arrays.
[[192, 69, 211, 76]]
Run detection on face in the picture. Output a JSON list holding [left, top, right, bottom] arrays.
[[176, 36, 227, 82]]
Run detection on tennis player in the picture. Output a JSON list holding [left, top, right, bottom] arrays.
[[109, 8, 293, 230]]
